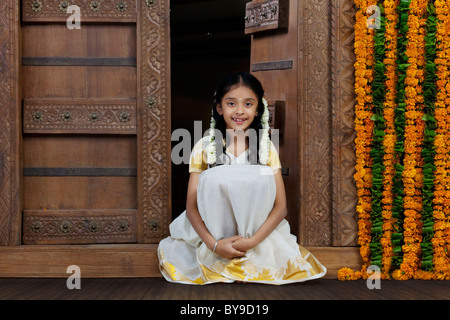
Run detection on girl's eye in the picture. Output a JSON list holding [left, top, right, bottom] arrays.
[[245, 102, 253, 107], [227, 102, 235, 107]]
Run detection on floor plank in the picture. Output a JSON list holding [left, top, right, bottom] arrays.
[[0, 278, 448, 300]]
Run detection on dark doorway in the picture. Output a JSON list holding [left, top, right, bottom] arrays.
[[170, 0, 251, 218]]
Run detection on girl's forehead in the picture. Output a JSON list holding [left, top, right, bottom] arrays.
[[223, 85, 258, 99]]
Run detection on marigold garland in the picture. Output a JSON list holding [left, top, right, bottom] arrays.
[[339, 0, 450, 280], [381, 0, 399, 278], [391, 0, 410, 271], [392, 0, 427, 281], [369, 0, 387, 272], [420, 0, 438, 275], [353, 0, 377, 278], [431, 0, 450, 280]]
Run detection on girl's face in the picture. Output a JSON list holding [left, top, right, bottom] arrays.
[[216, 85, 259, 131]]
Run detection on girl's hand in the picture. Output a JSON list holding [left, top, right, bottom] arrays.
[[231, 237, 256, 252], [214, 235, 246, 259]]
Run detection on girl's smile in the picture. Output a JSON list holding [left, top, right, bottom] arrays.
[[216, 85, 259, 131], [232, 117, 247, 125]]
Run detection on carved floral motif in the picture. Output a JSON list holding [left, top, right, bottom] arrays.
[[23, 213, 137, 244], [23, 102, 137, 134], [0, 0, 20, 245], [298, 0, 358, 246], [137, 0, 171, 242], [245, 0, 288, 34], [22, 0, 137, 22]]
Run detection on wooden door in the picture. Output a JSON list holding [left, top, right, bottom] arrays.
[[247, 0, 360, 251], [20, 0, 171, 245], [246, 0, 299, 236]]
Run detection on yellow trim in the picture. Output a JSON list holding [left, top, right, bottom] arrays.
[[159, 246, 326, 285]]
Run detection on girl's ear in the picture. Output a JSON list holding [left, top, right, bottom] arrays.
[[216, 103, 223, 115]]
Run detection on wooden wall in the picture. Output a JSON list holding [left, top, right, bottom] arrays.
[[0, 0, 362, 278]]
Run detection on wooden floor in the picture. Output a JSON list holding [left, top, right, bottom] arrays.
[[0, 277, 448, 300]]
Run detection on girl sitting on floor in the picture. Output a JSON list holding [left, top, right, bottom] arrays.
[[158, 72, 326, 284]]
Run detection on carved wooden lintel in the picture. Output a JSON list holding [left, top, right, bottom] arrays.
[[22, 0, 137, 23], [23, 209, 137, 244], [23, 167, 137, 177], [23, 100, 137, 134], [245, 0, 289, 34]]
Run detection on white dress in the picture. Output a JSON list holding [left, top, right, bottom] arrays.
[[157, 142, 326, 285]]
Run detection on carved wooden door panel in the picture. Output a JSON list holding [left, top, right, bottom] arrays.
[[20, 0, 171, 245]]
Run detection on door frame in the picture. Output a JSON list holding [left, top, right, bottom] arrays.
[[0, 0, 22, 246]]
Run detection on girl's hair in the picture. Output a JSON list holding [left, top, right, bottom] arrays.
[[212, 72, 265, 164]]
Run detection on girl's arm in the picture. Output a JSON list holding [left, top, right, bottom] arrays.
[[232, 170, 287, 252], [186, 172, 246, 259]]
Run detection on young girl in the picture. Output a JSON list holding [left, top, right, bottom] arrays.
[[158, 72, 326, 284]]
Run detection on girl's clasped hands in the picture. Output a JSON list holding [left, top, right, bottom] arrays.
[[213, 235, 255, 259]]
